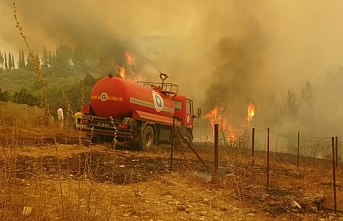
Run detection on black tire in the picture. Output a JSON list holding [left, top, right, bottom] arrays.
[[142, 125, 154, 151], [183, 130, 193, 146]]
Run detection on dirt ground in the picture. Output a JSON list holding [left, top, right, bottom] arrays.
[[1, 128, 343, 220]]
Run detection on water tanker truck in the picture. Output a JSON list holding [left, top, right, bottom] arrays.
[[81, 73, 201, 151]]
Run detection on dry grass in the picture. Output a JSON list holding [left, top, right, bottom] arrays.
[[0, 108, 342, 220], [2, 127, 343, 220]]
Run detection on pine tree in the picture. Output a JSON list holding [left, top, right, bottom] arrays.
[[35, 53, 40, 68], [26, 54, 34, 71], [4, 52, 7, 70], [21, 49, 25, 68], [48, 51, 52, 66], [49, 51, 55, 66], [18, 49, 25, 68], [0, 51, 3, 69], [18, 49, 21, 68], [11, 54, 15, 69], [8, 52, 11, 70], [42, 46, 49, 68]]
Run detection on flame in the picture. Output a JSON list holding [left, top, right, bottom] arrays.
[[116, 65, 126, 79], [118, 52, 143, 82], [247, 102, 255, 121], [202, 106, 221, 125], [202, 102, 256, 145], [125, 52, 135, 66], [202, 106, 237, 142]]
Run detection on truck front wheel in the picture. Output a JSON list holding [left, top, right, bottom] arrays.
[[142, 126, 154, 151]]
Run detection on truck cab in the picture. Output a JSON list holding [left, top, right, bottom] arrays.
[[173, 95, 201, 143]]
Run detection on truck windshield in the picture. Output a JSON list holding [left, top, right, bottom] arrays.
[[186, 99, 192, 114]]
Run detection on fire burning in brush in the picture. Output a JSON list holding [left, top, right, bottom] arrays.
[[115, 52, 143, 81], [247, 102, 255, 121], [202, 102, 255, 145], [125, 52, 135, 66], [116, 65, 126, 78]]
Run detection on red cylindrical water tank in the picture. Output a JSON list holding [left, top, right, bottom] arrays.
[[90, 75, 175, 118]]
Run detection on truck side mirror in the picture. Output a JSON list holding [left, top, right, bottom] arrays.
[[193, 108, 202, 118]]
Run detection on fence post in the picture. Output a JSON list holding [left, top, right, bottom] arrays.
[[252, 128, 255, 166], [213, 123, 219, 182], [267, 128, 270, 189], [332, 137, 337, 214], [169, 117, 175, 171], [335, 136, 338, 169], [297, 132, 300, 170]]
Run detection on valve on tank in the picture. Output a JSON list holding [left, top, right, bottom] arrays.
[[159, 71, 169, 88]]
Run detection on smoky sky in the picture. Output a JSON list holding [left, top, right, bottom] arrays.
[[2, 0, 343, 134], [203, 10, 270, 128]]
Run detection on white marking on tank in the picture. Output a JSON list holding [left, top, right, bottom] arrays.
[[130, 97, 174, 113], [152, 91, 164, 112]]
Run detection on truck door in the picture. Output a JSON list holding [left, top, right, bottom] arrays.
[[185, 99, 194, 127]]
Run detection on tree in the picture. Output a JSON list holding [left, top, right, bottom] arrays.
[[21, 49, 25, 67], [18, 49, 25, 68], [55, 45, 72, 68], [0, 51, 4, 69], [0, 89, 11, 101], [35, 53, 40, 68], [41, 46, 49, 68], [4, 52, 7, 70], [49, 51, 55, 67], [8, 52, 12, 70], [284, 88, 299, 118], [84, 73, 98, 86], [17, 49, 21, 68], [12, 88, 40, 106], [26, 54, 35, 71], [72, 47, 84, 71], [301, 81, 314, 119], [11, 53, 15, 69]]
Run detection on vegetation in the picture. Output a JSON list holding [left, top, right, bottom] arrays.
[[0, 35, 139, 116], [0, 43, 116, 118], [1, 52, 97, 99]]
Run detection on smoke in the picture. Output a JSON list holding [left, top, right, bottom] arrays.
[[200, 2, 271, 128], [2, 0, 343, 136]]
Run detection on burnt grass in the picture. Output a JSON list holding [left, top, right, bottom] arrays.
[[8, 149, 209, 185]]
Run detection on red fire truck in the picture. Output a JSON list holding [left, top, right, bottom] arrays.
[[81, 73, 201, 151]]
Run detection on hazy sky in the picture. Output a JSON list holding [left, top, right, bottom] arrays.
[[2, 0, 343, 134], [2, 1, 343, 84]]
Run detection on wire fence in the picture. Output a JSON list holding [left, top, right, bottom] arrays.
[[193, 125, 338, 160], [193, 123, 342, 213]]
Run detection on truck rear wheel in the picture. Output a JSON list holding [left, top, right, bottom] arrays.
[[142, 126, 154, 151]]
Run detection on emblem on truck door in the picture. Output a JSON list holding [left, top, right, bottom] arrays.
[[152, 91, 164, 112]]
